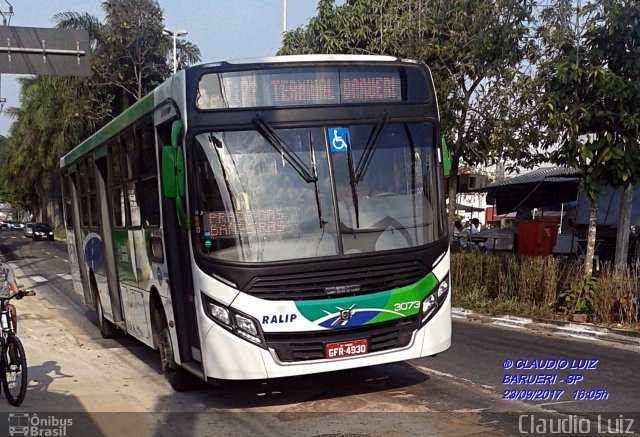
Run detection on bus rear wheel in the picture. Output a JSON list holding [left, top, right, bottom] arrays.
[[158, 323, 194, 392]]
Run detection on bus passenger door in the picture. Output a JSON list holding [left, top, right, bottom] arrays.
[[95, 157, 125, 324], [127, 182, 154, 291], [159, 120, 202, 367], [65, 172, 93, 306]]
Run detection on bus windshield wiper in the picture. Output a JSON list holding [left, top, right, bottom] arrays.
[[309, 132, 325, 228], [253, 116, 317, 183], [354, 111, 390, 182], [346, 140, 360, 228]]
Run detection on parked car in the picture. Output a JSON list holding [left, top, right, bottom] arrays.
[[8, 220, 22, 231], [24, 222, 35, 238], [0, 221, 8, 229], [32, 222, 54, 241]]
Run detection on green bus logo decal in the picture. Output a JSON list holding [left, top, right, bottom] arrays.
[[295, 274, 438, 329]]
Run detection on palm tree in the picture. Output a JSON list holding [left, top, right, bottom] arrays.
[[3, 75, 98, 221]]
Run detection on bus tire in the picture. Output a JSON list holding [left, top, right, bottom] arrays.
[[91, 276, 118, 339], [158, 323, 194, 392]]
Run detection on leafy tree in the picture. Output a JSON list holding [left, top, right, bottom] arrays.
[[55, 0, 201, 109], [586, 0, 640, 268], [537, 0, 640, 275], [280, 0, 542, 226]]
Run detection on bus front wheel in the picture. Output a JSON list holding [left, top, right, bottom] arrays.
[[158, 324, 194, 392]]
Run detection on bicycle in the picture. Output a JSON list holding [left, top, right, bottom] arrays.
[[0, 289, 36, 406]]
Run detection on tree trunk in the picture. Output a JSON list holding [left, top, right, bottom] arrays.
[[614, 184, 632, 270], [636, 227, 640, 265], [584, 199, 598, 276], [447, 155, 460, 234]]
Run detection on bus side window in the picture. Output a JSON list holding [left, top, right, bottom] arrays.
[[78, 161, 91, 227], [123, 134, 137, 181], [136, 123, 160, 227], [138, 122, 157, 176], [194, 135, 227, 213], [112, 188, 126, 227], [137, 178, 160, 226], [86, 161, 99, 227], [121, 129, 143, 228], [62, 176, 74, 229], [109, 140, 126, 228], [128, 182, 141, 227]]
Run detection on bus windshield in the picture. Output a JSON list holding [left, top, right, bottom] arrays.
[[191, 122, 444, 262]]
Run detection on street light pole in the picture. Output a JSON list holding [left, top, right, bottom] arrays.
[[282, 0, 287, 34], [162, 27, 188, 75]]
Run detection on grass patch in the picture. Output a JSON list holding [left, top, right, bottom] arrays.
[[53, 226, 67, 241]]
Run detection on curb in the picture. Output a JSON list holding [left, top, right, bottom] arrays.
[[452, 307, 640, 348]]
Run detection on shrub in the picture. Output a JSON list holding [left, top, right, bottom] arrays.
[[453, 253, 590, 320], [53, 226, 67, 241], [452, 252, 640, 326], [593, 263, 640, 324], [558, 275, 597, 316]]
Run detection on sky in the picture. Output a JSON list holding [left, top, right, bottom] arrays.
[[0, 0, 338, 136]]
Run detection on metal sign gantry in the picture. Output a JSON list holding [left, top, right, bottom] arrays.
[[0, 25, 90, 76]]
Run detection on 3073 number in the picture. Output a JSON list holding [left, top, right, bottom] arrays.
[[394, 301, 420, 312]]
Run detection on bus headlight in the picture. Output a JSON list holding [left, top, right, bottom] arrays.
[[235, 314, 258, 336], [202, 293, 266, 348], [436, 276, 449, 305], [420, 276, 449, 325], [421, 294, 437, 322], [207, 301, 231, 326]]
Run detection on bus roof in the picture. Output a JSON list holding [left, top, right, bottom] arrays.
[[200, 54, 409, 68]]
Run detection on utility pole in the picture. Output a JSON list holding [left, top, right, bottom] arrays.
[[0, 0, 13, 115]]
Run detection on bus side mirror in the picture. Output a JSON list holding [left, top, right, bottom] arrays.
[[171, 118, 182, 148], [161, 145, 185, 198], [161, 120, 188, 229], [441, 135, 450, 177], [162, 146, 177, 198], [161, 120, 185, 198]]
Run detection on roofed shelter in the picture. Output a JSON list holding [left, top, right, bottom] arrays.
[[475, 166, 639, 261], [475, 167, 580, 215]]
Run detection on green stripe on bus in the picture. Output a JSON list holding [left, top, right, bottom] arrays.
[[295, 273, 438, 324]]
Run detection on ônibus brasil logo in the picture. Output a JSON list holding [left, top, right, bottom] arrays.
[[8, 413, 73, 437]]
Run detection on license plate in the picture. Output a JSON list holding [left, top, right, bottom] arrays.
[[325, 339, 368, 359]]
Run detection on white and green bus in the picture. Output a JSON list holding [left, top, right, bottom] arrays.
[[60, 55, 451, 391]]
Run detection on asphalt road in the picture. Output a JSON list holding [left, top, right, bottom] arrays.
[[0, 229, 638, 436]]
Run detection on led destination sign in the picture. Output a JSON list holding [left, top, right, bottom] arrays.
[[197, 67, 405, 109], [268, 74, 401, 105], [202, 207, 301, 237]]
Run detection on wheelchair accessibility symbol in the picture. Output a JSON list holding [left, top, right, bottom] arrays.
[[329, 127, 350, 153]]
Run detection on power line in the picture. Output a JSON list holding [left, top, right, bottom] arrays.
[[0, 0, 13, 26]]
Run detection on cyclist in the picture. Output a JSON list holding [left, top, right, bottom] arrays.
[[0, 259, 20, 332]]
